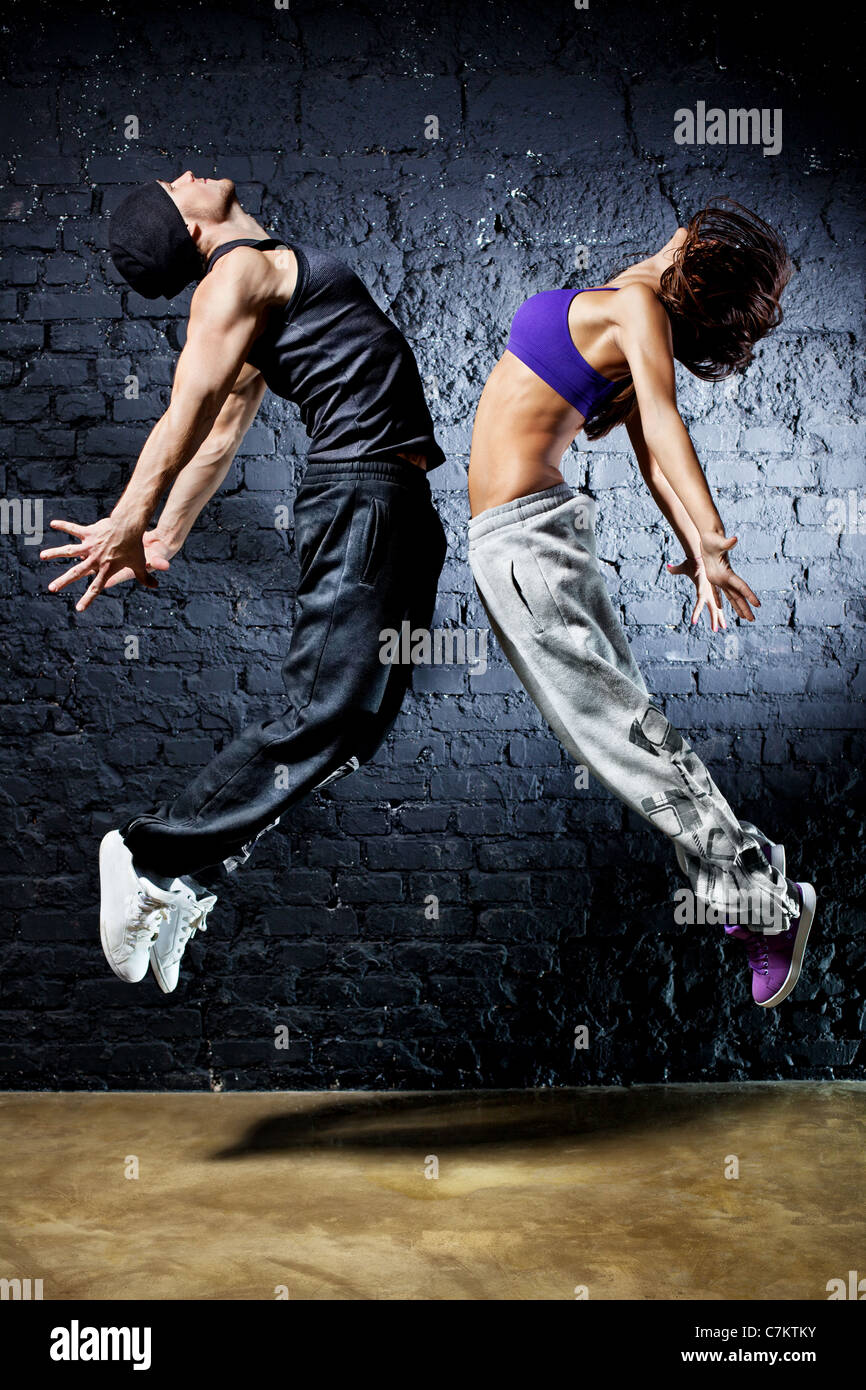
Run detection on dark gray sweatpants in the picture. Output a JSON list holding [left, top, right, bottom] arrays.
[[120, 458, 447, 882]]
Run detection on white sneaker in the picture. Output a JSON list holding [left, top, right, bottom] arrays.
[[99, 830, 181, 983], [149, 882, 217, 994]]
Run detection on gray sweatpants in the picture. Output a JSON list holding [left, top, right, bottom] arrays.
[[468, 484, 801, 933]]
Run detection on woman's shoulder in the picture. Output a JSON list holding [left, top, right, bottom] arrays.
[[608, 280, 667, 325]]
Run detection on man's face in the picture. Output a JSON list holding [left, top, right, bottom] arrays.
[[157, 171, 235, 227]]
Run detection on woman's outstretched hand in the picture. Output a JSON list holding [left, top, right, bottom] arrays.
[[697, 531, 761, 623], [667, 554, 727, 632]]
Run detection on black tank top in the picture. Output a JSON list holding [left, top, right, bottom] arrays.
[[204, 237, 445, 470]]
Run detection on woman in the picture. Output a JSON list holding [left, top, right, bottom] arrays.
[[467, 199, 816, 1008]]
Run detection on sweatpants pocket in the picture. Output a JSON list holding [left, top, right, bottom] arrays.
[[509, 552, 547, 633], [358, 496, 389, 587]]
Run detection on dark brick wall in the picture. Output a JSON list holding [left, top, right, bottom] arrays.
[[1, 0, 863, 1089]]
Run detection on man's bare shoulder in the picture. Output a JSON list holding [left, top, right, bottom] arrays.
[[191, 245, 297, 322]]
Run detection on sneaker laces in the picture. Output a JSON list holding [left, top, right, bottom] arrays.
[[162, 895, 214, 968], [124, 889, 171, 946], [743, 932, 770, 977], [740, 923, 795, 976]]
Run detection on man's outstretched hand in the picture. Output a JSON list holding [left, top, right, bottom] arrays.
[[698, 531, 761, 623], [39, 515, 172, 612], [101, 528, 179, 591]]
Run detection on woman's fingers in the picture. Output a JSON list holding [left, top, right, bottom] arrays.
[[733, 578, 760, 619], [725, 590, 746, 620], [723, 567, 760, 610], [709, 591, 724, 632], [729, 588, 755, 622]]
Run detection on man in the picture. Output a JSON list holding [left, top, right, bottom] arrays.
[[40, 171, 447, 992]]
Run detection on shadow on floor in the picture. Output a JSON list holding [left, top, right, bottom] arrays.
[[212, 1083, 794, 1159]]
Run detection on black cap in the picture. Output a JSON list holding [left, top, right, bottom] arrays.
[[109, 181, 203, 300]]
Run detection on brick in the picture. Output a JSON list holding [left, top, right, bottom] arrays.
[[794, 598, 846, 626], [23, 292, 122, 320], [0, 6, 860, 1097]]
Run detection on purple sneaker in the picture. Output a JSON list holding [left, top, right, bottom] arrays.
[[725, 882, 817, 1008]]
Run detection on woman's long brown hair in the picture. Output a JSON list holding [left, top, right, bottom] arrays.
[[583, 198, 793, 440]]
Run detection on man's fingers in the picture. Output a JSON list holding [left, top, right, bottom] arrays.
[[49, 518, 88, 538], [133, 565, 159, 590], [102, 568, 135, 590], [75, 565, 111, 612], [48, 560, 94, 593], [40, 543, 86, 561]]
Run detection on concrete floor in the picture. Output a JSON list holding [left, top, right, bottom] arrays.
[[1, 1084, 863, 1300]]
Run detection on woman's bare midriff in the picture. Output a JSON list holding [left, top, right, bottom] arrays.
[[468, 353, 585, 516]]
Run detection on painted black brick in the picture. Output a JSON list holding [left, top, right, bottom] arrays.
[[0, 0, 863, 1090]]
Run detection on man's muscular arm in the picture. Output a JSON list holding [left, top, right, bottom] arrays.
[[41, 267, 268, 610], [152, 363, 266, 554], [111, 277, 267, 530], [98, 364, 266, 589]]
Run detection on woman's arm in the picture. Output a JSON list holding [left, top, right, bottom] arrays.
[[614, 284, 760, 622], [626, 408, 727, 630], [615, 284, 725, 536], [625, 409, 703, 559]]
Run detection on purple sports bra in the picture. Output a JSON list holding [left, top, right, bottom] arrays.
[[505, 286, 625, 419]]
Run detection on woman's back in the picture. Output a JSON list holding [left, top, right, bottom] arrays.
[[468, 277, 647, 515]]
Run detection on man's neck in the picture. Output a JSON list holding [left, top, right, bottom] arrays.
[[198, 211, 270, 262]]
